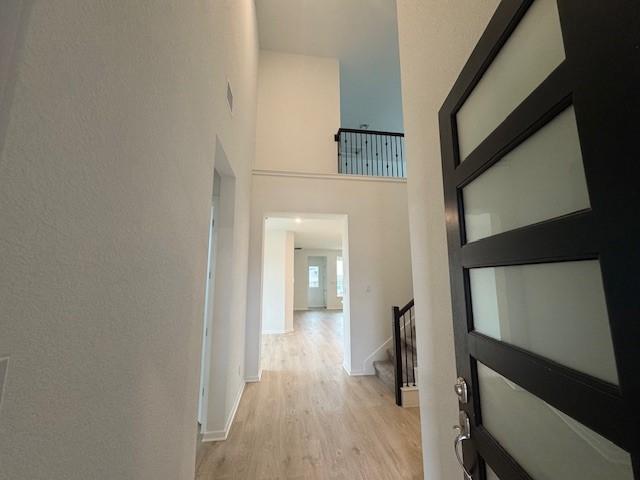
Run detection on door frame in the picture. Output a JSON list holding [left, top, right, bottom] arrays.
[[198, 195, 219, 427], [439, 1, 640, 478]]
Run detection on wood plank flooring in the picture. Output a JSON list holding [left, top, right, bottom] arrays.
[[196, 310, 423, 479]]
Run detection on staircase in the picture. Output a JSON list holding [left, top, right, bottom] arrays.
[[373, 327, 417, 391], [374, 300, 418, 407]]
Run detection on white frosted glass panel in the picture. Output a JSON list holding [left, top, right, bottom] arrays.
[[477, 363, 633, 480], [486, 464, 500, 480], [470, 260, 618, 384], [457, 0, 566, 159], [463, 106, 589, 242]]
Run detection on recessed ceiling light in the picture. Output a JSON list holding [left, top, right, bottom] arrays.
[[295, 218, 302, 224]]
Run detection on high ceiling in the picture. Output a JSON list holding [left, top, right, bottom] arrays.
[[256, 0, 404, 132], [265, 215, 345, 250]]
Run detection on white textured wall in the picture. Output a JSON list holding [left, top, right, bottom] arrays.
[[254, 51, 340, 174], [0, 1, 22, 128], [0, 1, 258, 479], [396, 1, 498, 479], [294, 249, 343, 310], [245, 174, 413, 378], [261, 229, 290, 334], [284, 231, 295, 332]]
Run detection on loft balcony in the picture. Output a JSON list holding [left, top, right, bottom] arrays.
[[335, 128, 406, 178]]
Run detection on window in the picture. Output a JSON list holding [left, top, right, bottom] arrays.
[[336, 256, 344, 297], [308, 266, 320, 288]]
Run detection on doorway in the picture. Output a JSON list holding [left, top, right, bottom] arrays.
[[259, 214, 350, 369], [307, 256, 327, 309], [197, 172, 220, 426], [439, 1, 639, 479], [196, 138, 238, 446]]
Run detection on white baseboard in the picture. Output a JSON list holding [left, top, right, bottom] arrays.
[[202, 381, 245, 442], [342, 363, 373, 377], [262, 328, 293, 335], [245, 369, 262, 383], [294, 307, 343, 311]]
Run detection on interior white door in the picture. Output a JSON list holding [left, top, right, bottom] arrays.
[[198, 200, 218, 426], [307, 256, 327, 308]]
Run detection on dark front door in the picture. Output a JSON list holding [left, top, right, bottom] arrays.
[[439, 1, 639, 479]]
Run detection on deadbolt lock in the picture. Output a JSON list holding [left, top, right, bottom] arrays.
[[454, 377, 469, 404]]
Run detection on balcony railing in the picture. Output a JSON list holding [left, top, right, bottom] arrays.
[[334, 128, 406, 178]]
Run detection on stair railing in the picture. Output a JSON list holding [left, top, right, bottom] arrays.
[[392, 299, 416, 406], [334, 128, 406, 178]]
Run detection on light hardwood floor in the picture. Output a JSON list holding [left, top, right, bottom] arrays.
[[196, 310, 423, 479]]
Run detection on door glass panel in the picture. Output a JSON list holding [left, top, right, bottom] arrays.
[[456, 0, 566, 159], [463, 106, 589, 242], [477, 363, 633, 480], [486, 464, 500, 480], [470, 260, 618, 384], [308, 266, 320, 288]]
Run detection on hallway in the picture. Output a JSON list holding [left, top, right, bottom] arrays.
[[196, 310, 423, 479]]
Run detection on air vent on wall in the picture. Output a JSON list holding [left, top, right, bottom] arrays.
[[226, 81, 233, 113]]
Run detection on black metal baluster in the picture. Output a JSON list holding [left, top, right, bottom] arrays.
[[360, 133, 364, 175], [389, 135, 394, 177], [337, 132, 341, 173], [353, 131, 356, 175], [394, 136, 398, 178], [344, 134, 348, 173], [400, 137, 404, 177], [374, 134, 378, 176], [385, 135, 389, 177], [369, 134, 373, 176], [354, 132, 358, 175], [379, 134, 383, 176], [366, 134, 370, 176], [397, 136, 400, 178], [388, 135, 391, 177], [403, 312, 409, 387], [350, 132, 354, 175], [410, 307, 416, 386], [392, 135, 396, 177], [358, 132, 363, 175], [347, 132, 349, 174], [392, 306, 402, 406], [380, 135, 384, 176], [354, 132, 357, 175], [351, 132, 358, 175], [381, 135, 384, 176], [375, 134, 379, 176]]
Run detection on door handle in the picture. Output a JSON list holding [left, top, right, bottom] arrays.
[[453, 410, 474, 480]]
